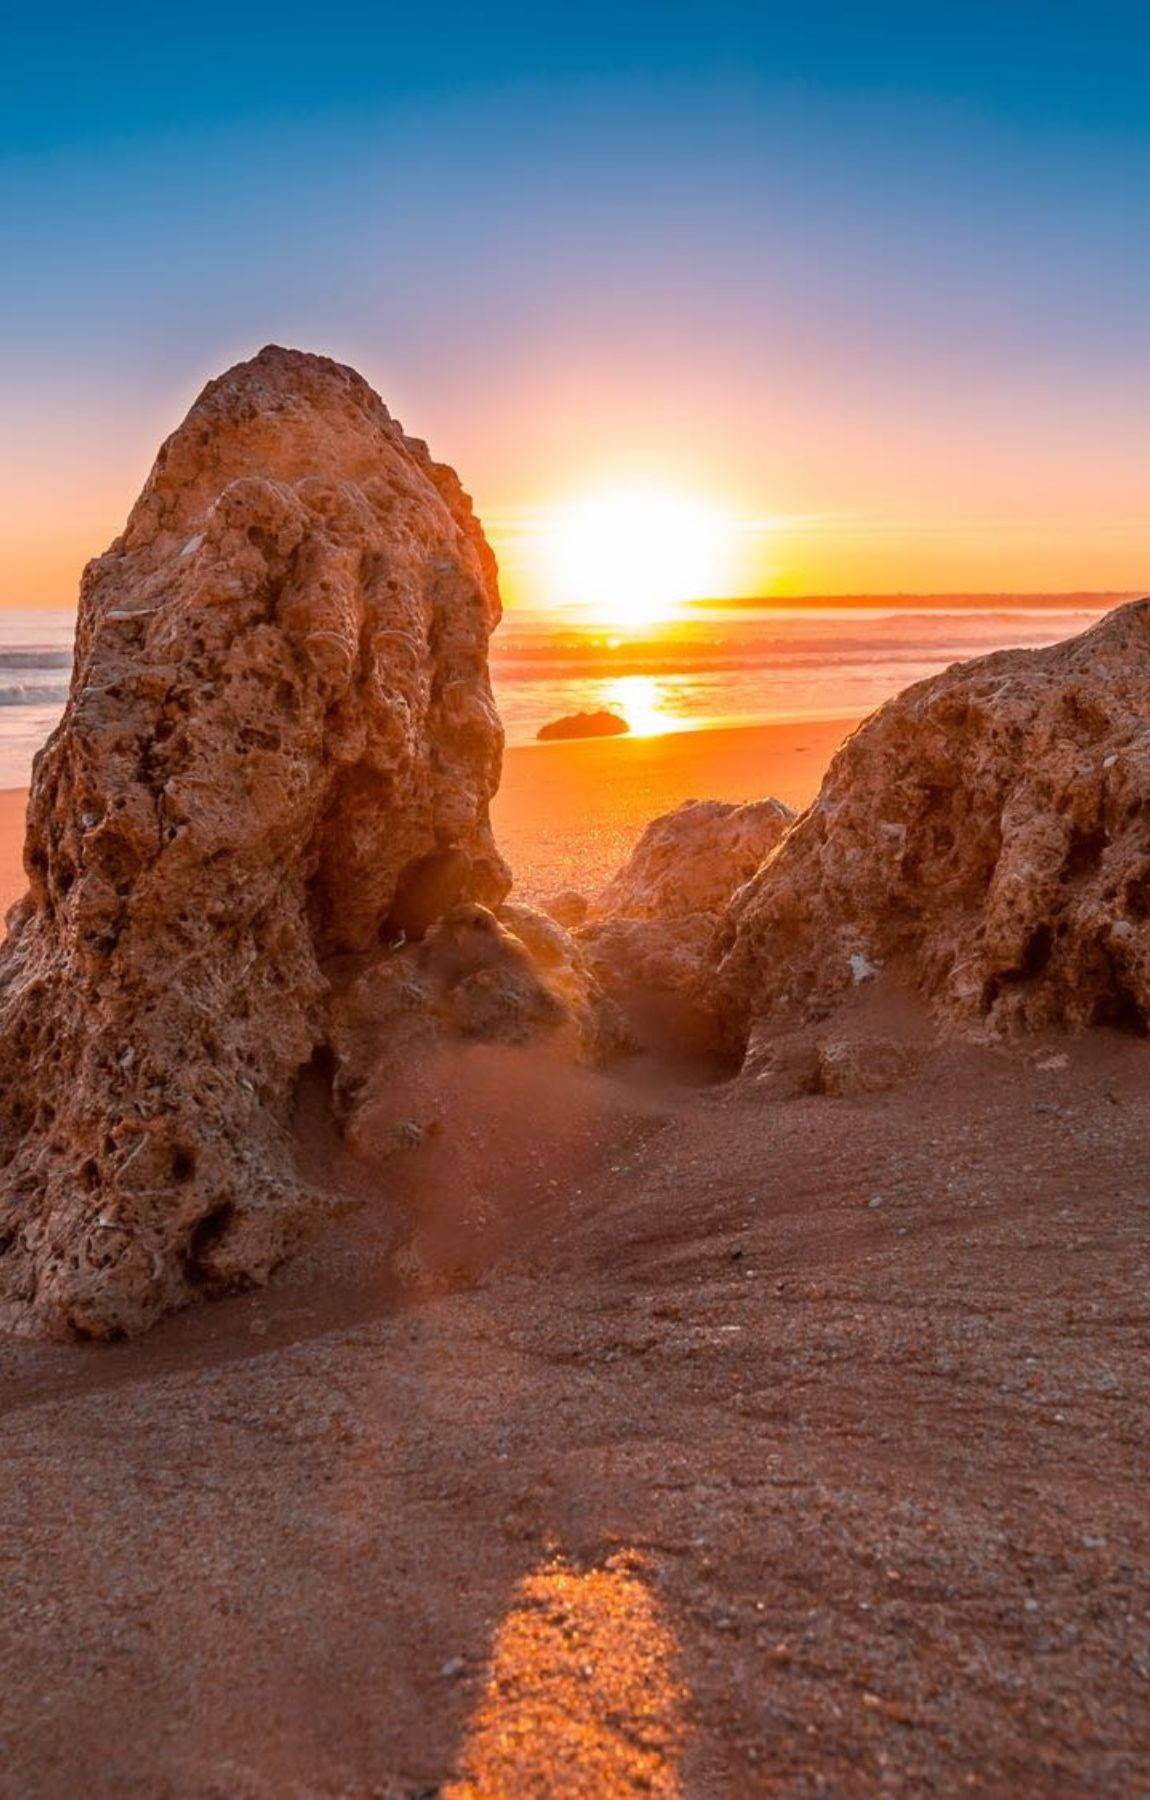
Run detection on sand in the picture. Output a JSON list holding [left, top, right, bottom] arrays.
[[496, 715, 856, 900], [0, 787, 27, 918], [2, 719, 1149, 1794]]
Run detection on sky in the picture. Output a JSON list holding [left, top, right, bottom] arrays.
[[2, 0, 1148, 608]]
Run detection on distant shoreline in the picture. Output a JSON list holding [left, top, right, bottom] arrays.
[[0, 591, 1142, 616]]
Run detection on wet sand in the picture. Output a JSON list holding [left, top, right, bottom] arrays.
[[2, 722, 1149, 1794]]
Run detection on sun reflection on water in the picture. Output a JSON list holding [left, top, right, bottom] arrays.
[[601, 674, 677, 738]]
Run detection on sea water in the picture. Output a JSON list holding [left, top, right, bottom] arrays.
[[0, 610, 75, 788], [0, 600, 1117, 788], [491, 602, 1114, 744]]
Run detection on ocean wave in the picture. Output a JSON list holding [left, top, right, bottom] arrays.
[[0, 684, 71, 706], [0, 650, 72, 670]]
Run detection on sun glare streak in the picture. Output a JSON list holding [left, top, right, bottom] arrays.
[[445, 1551, 685, 1797], [541, 485, 736, 630]]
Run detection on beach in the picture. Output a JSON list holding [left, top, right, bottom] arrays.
[[0, 788, 25, 916], [2, 697, 1149, 1791], [6, 0, 1147, 1782], [497, 715, 856, 897]]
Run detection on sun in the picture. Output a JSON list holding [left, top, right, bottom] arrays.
[[541, 485, 733, 629]]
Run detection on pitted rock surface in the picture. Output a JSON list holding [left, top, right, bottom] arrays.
[[0, 346, 510, 1339], [715, 601, 1150, 1050], [591, 798, 794, 923], [577, 798, 793, 1025]]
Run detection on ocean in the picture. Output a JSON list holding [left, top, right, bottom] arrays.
[[491, 600, 1117, 745], [0, 599, 1122, 789]]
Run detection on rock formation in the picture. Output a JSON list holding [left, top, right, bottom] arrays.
[[593, 798, 794, 922], [0, 346, 528, 1340], [715, 601, 1150, 1050], [541, 889, 589, 929], [576, 798, 794, 1040]]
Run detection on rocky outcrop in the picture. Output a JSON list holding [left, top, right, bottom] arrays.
[[497, 902, 634, 1064], [592, 798, 794, 923], [541, 889, 589, 929], [0, 346, 518, 1339], [576, 798, 793, 1020], [715, 601, 1150, 1048]]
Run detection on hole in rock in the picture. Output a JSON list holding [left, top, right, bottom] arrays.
[[1091, 983, 1148, 1036], [1123, 873, 1150, 920], [185, 1204, 236, 1281], [171, 1148, 196, 1184], [1018, 924, 1053, 979], [1065, 824, 1108, 879], [291, 1044, 340, 1149], [984, 924, 1056, 1011]]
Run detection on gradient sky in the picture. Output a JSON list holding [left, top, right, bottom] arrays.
[[3, 0, 1148, 607]]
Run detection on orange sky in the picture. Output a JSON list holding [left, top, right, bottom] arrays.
[[4, 351, 1145, 615], [4, 39, 1148, 614]]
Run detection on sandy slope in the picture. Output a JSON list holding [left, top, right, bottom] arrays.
[[1, 722, 1149, 1795]]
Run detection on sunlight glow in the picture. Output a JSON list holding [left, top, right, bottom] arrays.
[[445, 1552, 685, 1797], [602, 673, 676, 737], [542, 485, 736, 629]]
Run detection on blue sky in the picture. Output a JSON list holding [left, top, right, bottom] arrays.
[[6, 2, 1150, 147], [2, 1, 1148, 602]]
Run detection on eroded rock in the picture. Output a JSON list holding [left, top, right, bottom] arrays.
[[540, 889, 589, 929], [0, 346, 512, 1339], [592, 798, 794, 924], [715, 601, 1150, 1051], [576, 798, 793, 1036]]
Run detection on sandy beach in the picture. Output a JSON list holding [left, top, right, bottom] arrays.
[[2, 705, 1149, 1792], [496, 715, 857, 898], [0, 787, 27, 918], [6, 2, 1147, 1784]]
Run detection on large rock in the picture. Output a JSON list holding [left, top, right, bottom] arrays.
[[577, 799, 793, 1038], [715, 601, 1150, 1049], [591, 798, 794, 923], [0, 346, 515, 1339]]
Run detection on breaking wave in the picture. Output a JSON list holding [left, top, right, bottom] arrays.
[[0, 683, 71, 706]]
